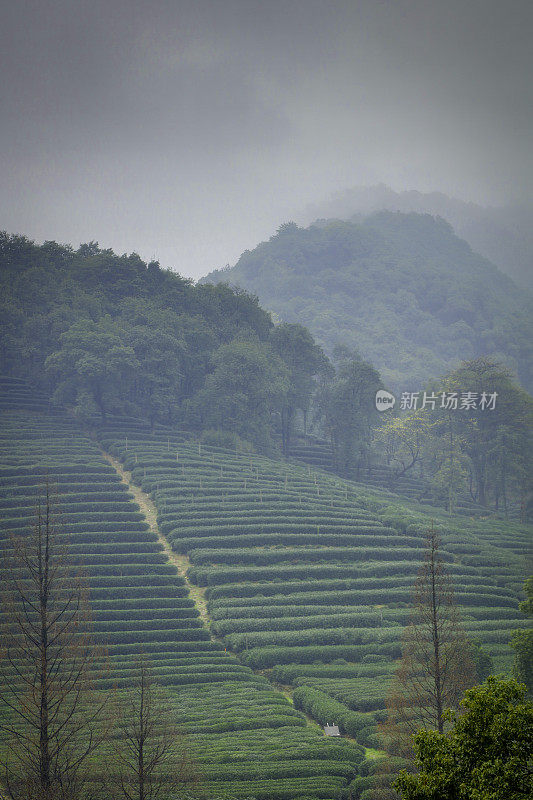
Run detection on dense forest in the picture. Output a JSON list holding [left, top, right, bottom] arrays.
[[0, 232, 317, 451], [203, 212, 533, 393], [303, 185, 533, 291]]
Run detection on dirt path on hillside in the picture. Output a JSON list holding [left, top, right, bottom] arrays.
[[99, 448, 383, 756], [100, 451, 210, 625]]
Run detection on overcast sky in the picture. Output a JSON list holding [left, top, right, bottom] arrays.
[[1, 0, 532, 279]]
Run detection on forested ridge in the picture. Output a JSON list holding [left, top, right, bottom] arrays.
[[0, 232, 287, 446], [303, 185, 533, 291], [202, 211, 533, 393]]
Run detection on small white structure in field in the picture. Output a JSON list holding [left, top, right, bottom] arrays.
[[324, 724, 340, 736]]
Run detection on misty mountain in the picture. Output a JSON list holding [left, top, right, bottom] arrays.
[[202, 211, 533, 393], [300, 185, 533, 291]]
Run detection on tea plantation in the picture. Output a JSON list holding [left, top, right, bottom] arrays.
[[287, 437, 483, 516], [0, 376, 368, 800], [99, 417, 530, 768]]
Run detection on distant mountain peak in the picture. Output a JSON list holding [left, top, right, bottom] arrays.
[[300, 185, 532, 291], [202, 211, 532, 393]]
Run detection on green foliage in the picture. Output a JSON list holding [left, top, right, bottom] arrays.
[[200, 428, 254, 452], [240, 643, 402, 669], [102, 420, 530, 782], [45, 316, 139, 419], [202, 212, 533, 393], [3, 386, 521, 799], [394, 676, 533, 800], [293, 685, 370, 737], [470, 640, 495, 682], [270, 322, 328, 452], [316, 348, 382, 475], [518, 576, 533, 616], [0, 392, 367, 799], [0, 233, 306, 452], [511, 577, 533, 692], [376, 358, 533, 514], [186, 338, 290, 449], [437, 359, 532, 512]]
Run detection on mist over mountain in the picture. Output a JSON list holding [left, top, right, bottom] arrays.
[[202, 211, 533, 393], [301, 185, 533, 291]]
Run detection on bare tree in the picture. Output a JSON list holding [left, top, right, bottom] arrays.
[[0, 482, 106, 800], [103, 653, 197, 800], [382, 526, 476, 757]]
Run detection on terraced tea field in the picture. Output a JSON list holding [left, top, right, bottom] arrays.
[[287, 437, 483, 515], [99, 418, 530, 788], [0, 377, 366, 800]]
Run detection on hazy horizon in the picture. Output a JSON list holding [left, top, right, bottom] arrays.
[[2, 0, 532, 279]]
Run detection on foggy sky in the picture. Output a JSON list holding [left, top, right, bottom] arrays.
[[1, 0, 532, 279]]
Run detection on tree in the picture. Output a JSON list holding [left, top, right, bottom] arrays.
[[394, 676, 533, 800], [45, 317, 139, 421], [373, 359, 533, 515], [383, 528, 476, 755], [442, 359, 532, 510], [270, 323, 327, 452], [374, 411, 432, 490], [102, 654, 197, 800], [510, 576, 533, 693], [120, 301, 188, 428], [187, 339, 289, 451], [0, 483, 105, 800], [423, 374, 470, 514], [317, 348, 382, 476]]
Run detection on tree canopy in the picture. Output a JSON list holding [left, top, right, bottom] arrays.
[[0, 233, 328, 451], [375, 358, 533, 515], [394, 676, 533, 800]]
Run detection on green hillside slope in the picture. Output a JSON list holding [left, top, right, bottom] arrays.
[[202, 212, 533, 392], [0, 377, 365, 800], [100, 424, 530, 700], [1, 376, 530, 799], [99, 419, 531, 797], [286, 435, 484, 516]]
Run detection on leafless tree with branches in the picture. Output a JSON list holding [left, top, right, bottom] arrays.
[[0, 481, 106, 800], [101, 652, 198, 800], [381, 526, 476, 757]]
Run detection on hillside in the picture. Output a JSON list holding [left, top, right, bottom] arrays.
[[0, 377, 362, 799], [0, 375, 530, 798], [1, 231, 322, 454], [285, 434, 483, 516], [302, 185, 533, 291], [1, 231, 531, 799], [0, 232, 273, 427], [202, 212, 533, 392], [100, 407, 530, 798]]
